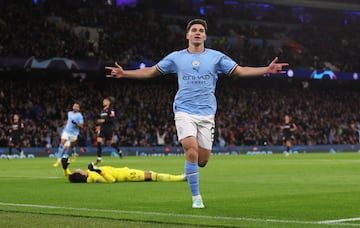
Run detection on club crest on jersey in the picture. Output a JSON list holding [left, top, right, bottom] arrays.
[[192, 60, 200, 71]]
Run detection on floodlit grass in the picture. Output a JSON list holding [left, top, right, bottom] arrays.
[[0, 153, 360, 227]]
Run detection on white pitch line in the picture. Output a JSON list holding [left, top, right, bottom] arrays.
[[1, 202, 360, 227], [319, 218, 360, 224], [0, 175, 61, 179]]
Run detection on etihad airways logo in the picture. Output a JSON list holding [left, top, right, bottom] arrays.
[[182, 75, 211, 80], [183, 60, 212, 83]]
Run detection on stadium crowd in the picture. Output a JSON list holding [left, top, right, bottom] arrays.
[[0, 0, 360, 150], [0, 0, 359, 71], [0, 76, 359, 149]]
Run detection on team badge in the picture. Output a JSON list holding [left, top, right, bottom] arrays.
[[192, 60, 200, 71], [192, 60, 200, 67]]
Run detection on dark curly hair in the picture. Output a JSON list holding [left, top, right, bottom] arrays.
[[68, 173, 87, 183]]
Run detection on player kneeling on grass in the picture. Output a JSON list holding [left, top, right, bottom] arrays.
[[61, 158, 186, 183]]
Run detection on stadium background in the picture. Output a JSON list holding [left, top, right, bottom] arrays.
[[0, 0, 360, 157]]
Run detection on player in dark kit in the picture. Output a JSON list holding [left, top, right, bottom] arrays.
[[8, 114, 25, 159], [280, 114, 297, 156], [95, 97, 123, 164]]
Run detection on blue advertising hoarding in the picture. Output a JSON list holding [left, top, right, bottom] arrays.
[[0, 56, 359, 81]]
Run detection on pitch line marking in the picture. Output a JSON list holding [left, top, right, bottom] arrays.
[[0, 175, 61, 179], [1, 202, 360, 226], [318, 218, 360, 224]]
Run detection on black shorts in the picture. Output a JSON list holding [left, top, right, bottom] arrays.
[[9, 134, 21, 145], [98, 127, 113, 141], [282, 135, 293, 142]]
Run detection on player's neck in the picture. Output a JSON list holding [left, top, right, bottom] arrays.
[[187, 44, 205, 53]]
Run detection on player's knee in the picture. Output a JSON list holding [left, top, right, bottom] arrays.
[[198, 160, 208, 167], [186, 151, 198, 162], [198, 163, 207, 168]]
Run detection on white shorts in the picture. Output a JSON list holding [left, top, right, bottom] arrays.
[[61, 132, 78, 143], [174, 112, 215, 150]]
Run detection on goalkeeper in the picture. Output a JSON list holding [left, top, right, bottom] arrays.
[[61, 158, 186, 183]]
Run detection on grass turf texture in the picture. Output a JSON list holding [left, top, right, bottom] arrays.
[[0, 153, 359, 227]]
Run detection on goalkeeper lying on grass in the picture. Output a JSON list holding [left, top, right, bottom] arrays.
[[61, 157, 187, 183]]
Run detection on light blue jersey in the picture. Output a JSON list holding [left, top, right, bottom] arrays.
[[356, 123, 360, 143], [156, 48, 237, 115], [63, 111, 84, 136]]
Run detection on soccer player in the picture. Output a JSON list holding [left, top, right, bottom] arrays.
[[7, 114, 25, 159], [280, 114, 297, 156], [105, 18, 288, 208], [53, 102, 84, 167], [95, 96, 123, 164], [61, 158, 186, 183], [350, 120, 360, 143]]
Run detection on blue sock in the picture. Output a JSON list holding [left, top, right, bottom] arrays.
[[62, 148, 70, 158], [185, 160, 200, 197], [57, 145, 64, 159]]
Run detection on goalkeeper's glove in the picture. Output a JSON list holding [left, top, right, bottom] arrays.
[[61, 157, 70, 170], [88, 162, 102, 174]]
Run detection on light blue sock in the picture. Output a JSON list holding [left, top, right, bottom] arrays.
[[62, 147, 70, 158], [185, 160, 200, 197], [57, 145, 64, 159]]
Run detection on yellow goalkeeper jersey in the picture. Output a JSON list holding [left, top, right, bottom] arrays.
[[86, 166, 146, 183]]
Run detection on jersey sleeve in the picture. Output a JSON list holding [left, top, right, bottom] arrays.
[[100, 171, 116, 183], [104, 109, 116, 123], [217, 54, 237, 75], [77, 114, 84, 124], [87, 171, 113, 183], [63, 168, 71, 180], [156, 52, 177, 74]]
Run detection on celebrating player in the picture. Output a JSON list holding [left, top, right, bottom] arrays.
[[350, 120, 360, 143], [53, 102, 84, 167], [105, 18, 288, 208]]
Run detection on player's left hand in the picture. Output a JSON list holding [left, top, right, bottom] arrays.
[[268, 57, 289, 74], [88, 162, 102, 173], [105, 62, 124, 78]]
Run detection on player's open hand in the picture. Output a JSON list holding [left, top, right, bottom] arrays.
[[105, 62, 124, 78], [268, 57, 289, 74]]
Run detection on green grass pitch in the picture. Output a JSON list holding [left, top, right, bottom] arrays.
[[0, 152, 360, 227]]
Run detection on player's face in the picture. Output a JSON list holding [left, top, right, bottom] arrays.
[[285, 115, 290, 123], [73, 104, 80, 112], [73, 169, 88, 177], [13, 114, 19, 122], [186, 24, 207, 46], [103, 98, 110, 107]]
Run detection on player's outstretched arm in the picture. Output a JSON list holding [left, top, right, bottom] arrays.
[[105, 62, 161, 79], [88, 162, 116, 183], [233, 57, 289, 77]]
